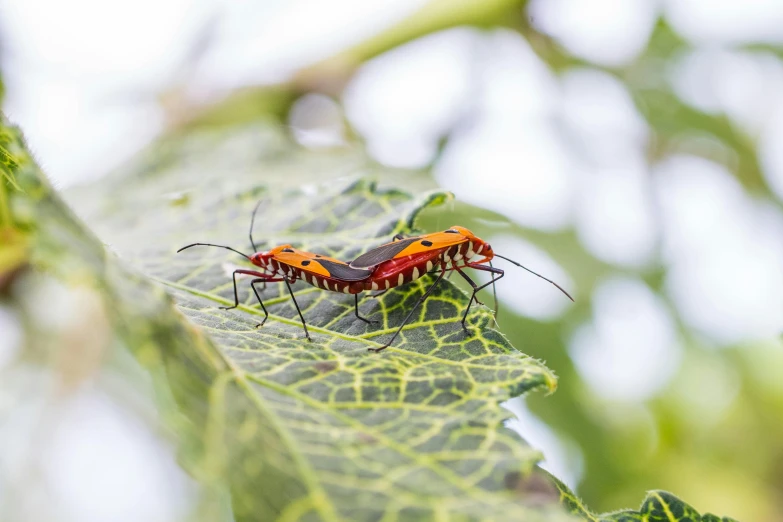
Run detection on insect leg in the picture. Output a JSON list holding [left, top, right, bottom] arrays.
[[464, 262, 505, 320], [250, 279, 270, 328], [284, 279, 312, 342], [489, 260, 498, 319], [453, 265, 484, 304], [454, 266, 486, 331], [219, 270, 243, 310], [369, 266, 447, 353], [355, 294, 378, 324], [219, 269, 269, 310]]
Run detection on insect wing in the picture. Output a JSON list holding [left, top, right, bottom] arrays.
[[349, 237, 421, 269], [351, 231, 470, 269], [316, 259, 372, 281], [395, 230, 470, 256], [275, 250, 332, 278], [276, 249, 372, 281]]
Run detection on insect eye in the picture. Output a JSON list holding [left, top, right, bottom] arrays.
[[282, 248, 294, 253], [486, 244, 492, 251]]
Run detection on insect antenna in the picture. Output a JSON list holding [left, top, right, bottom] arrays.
[[490, 260, 499, 318], [249, 199, 263, 252], [177, 243, 251, 261], [493, 253, 574, 302]]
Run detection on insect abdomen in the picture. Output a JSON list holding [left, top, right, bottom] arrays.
[[362, 242, 478, 291], [300, 272, 361, 294], [362, 254, 435, 291]]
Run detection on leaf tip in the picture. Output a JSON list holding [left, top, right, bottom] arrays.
[[543, 370, 558, 395]]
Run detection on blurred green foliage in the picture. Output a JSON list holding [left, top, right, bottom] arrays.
[[65, 134, 567, 520], [180, 2, 781, 520], [2, 0, 781, 520]]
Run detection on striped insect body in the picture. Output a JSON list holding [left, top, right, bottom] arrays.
[[348, 226, 572, 352], [177, 199, 378, 342], [178, 204, 572, 354]]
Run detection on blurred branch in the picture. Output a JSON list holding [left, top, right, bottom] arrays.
[[182, 0, 525, 130], [176, 87, 297, 131], [295, 0, 525, 91], [744, 43, 783, 60]]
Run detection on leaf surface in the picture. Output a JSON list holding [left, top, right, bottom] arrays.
[[3, 116, 742, 522], [57, 123, 569, 521]]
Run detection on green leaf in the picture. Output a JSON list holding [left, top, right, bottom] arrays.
[[2, 120, 565, 521], [6, 115, 738, 521], [547, 474, 740, 522], [598, 490, 740, 522]]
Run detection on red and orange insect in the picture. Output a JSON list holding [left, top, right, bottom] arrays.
[[349, 226, 574, 351], [178, 201, 573, 352], [177, 203, 375, 341]]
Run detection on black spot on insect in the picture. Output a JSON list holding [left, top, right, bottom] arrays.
[[444, 229, 459, 234], [301, 260, 311, 266], [421, 240, 433, 247], [282, 248, 294, 253], [315, 255, 322, 258]]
